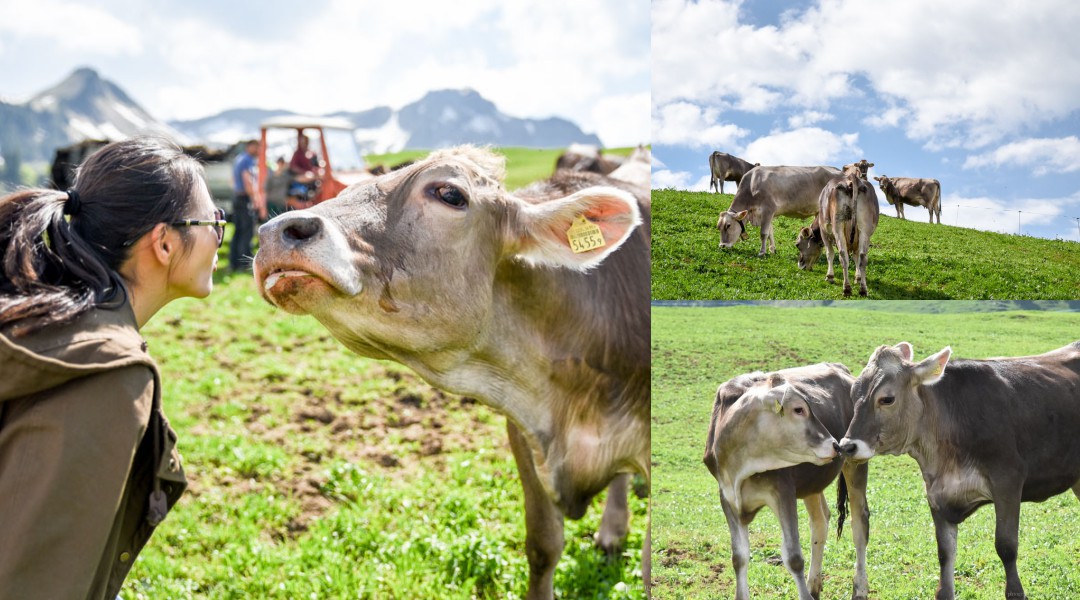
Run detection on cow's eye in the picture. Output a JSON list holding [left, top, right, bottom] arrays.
[[878, 396, 896, 406], [430, 184, 468, 209], [793, 406, 805, 416]]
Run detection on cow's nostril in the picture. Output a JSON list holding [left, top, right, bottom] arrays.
[[282, 216, 322, 243], [832, 441, 842, 454], [839, 442, 857, 456]]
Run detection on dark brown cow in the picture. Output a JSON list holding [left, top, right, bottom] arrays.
[[705, 363, 870, 600], [838, 342, 1080, 600], [253, 146, 649, 600], [796, 170, 880, 296], [874, 175, 941, 223], [709, 151, 759, 194]]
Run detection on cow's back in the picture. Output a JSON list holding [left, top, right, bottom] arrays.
[[732, 166, 841, 220]]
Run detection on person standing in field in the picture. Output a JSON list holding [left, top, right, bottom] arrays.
[[0, 137, 223, 598], [230, 139, 265, 271]]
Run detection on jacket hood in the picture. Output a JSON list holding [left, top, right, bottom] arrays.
[[0, 298, 155, 403]]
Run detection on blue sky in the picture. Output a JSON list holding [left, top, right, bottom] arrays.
[[651, 0, 1080, 241], [0, 0, 650, 148]]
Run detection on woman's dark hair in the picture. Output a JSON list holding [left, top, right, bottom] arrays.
[[0, 136, 206, 337]]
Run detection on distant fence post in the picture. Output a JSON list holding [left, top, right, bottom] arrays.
[[1018, 211, 1022, 235]]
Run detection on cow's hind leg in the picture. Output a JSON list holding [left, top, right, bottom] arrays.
[[804, 493, 830, 600], [508, 422, 564, 600], [1073, 480, 1080, 501], [595, 473, 630, 556], [838, 223, 852, 296], [823, 232, 837, 283]]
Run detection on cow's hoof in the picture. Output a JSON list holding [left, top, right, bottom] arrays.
[[843, 287, 852, 296], [825, 275, 834, 283], [859, 289, 868, 297]]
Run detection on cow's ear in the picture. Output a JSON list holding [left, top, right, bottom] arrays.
[[512, 186, 641, 271], [734, 210, 749, 221], [895, 342, 914, 360], [913, 346, 951, 385], [760, 385, 787, 414]]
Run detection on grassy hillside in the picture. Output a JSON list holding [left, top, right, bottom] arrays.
[[120, 150, 647, 598], [651, 189, 1080, 300], [651, 305, 1080, 600], [367, 146, 637, 192]]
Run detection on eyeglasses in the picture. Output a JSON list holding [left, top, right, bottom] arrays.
[[170, 208, 227, 248]]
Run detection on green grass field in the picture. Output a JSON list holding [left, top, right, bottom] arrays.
[[652, 304, 1080, 600], [120, 148, 647, 599], [651, 189, 1080, 300], [367, 146, 637, 192]]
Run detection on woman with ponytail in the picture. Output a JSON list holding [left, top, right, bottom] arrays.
[[0, 136, 223, 598]]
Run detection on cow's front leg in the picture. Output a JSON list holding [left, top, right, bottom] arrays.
[[772, 487, 815, 600], [992, 489, 1026, 599], [595, 473, 630, 556], [720, 495, 752, 600], [803, 493, 830, 600], [930, 507, 958, 600], [758, 214, 775, 256], [507, 422, 564, 600]]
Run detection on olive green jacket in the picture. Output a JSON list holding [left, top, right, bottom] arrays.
[[0, 296, 187, 599]]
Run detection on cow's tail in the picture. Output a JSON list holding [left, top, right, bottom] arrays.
[[836, 472, 849, 540]]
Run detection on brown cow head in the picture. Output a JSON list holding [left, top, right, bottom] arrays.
[[795, 224, 824, 270], [253, 146, 642, 361], [839, 342, 952, 461], [717, 209, 750, 248]]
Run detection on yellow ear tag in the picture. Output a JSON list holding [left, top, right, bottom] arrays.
[[567, 216, 606, 254]]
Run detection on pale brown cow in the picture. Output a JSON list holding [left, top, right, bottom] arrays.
[[874, 175, 941, 223], [253, 146, 649, 600], [797, 170, 880, 296]]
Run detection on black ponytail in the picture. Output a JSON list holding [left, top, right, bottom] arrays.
[[0, 136, 206, 337]]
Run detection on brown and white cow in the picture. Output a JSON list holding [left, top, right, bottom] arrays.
[[874, 175, 941, 223], [705, 363, 870, 600], [838, 342, 1080, 600], [253, 146, 649, 600], [607, 145, 651, 190], [717, 165, 841, 256], [796, 170, 880, 296], [708, 151, 759, 195]]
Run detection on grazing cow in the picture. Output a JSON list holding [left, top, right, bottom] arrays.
[[842, 159, 874, 180], [796, 171, 880, 296], [708, 151, 759, 194], [254, 146, 650, 600], [554, 143, 624, 175], [837, 342, 1080, 600], [717, 165, 841, 256], [874, 175, 941, 223], [704, 363, 870, 600]]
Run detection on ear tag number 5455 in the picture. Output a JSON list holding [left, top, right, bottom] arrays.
[[567, 216, 606, 254]]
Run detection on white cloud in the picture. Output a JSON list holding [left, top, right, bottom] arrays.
[[591, 92, 652, 148], [788, 111, 833, 129], [652, 0, 1080, 149], [651, 169, 696, 190], [652, 102, 749, 149], [743, 127, 861, 166], [935, 193, 1078, 234], [0, 0, 142, 55], [963, 137, 1080, 175]]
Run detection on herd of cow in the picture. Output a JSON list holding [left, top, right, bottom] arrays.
[[710, 151, 942, 296], [706, 341, 1080, 600]]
